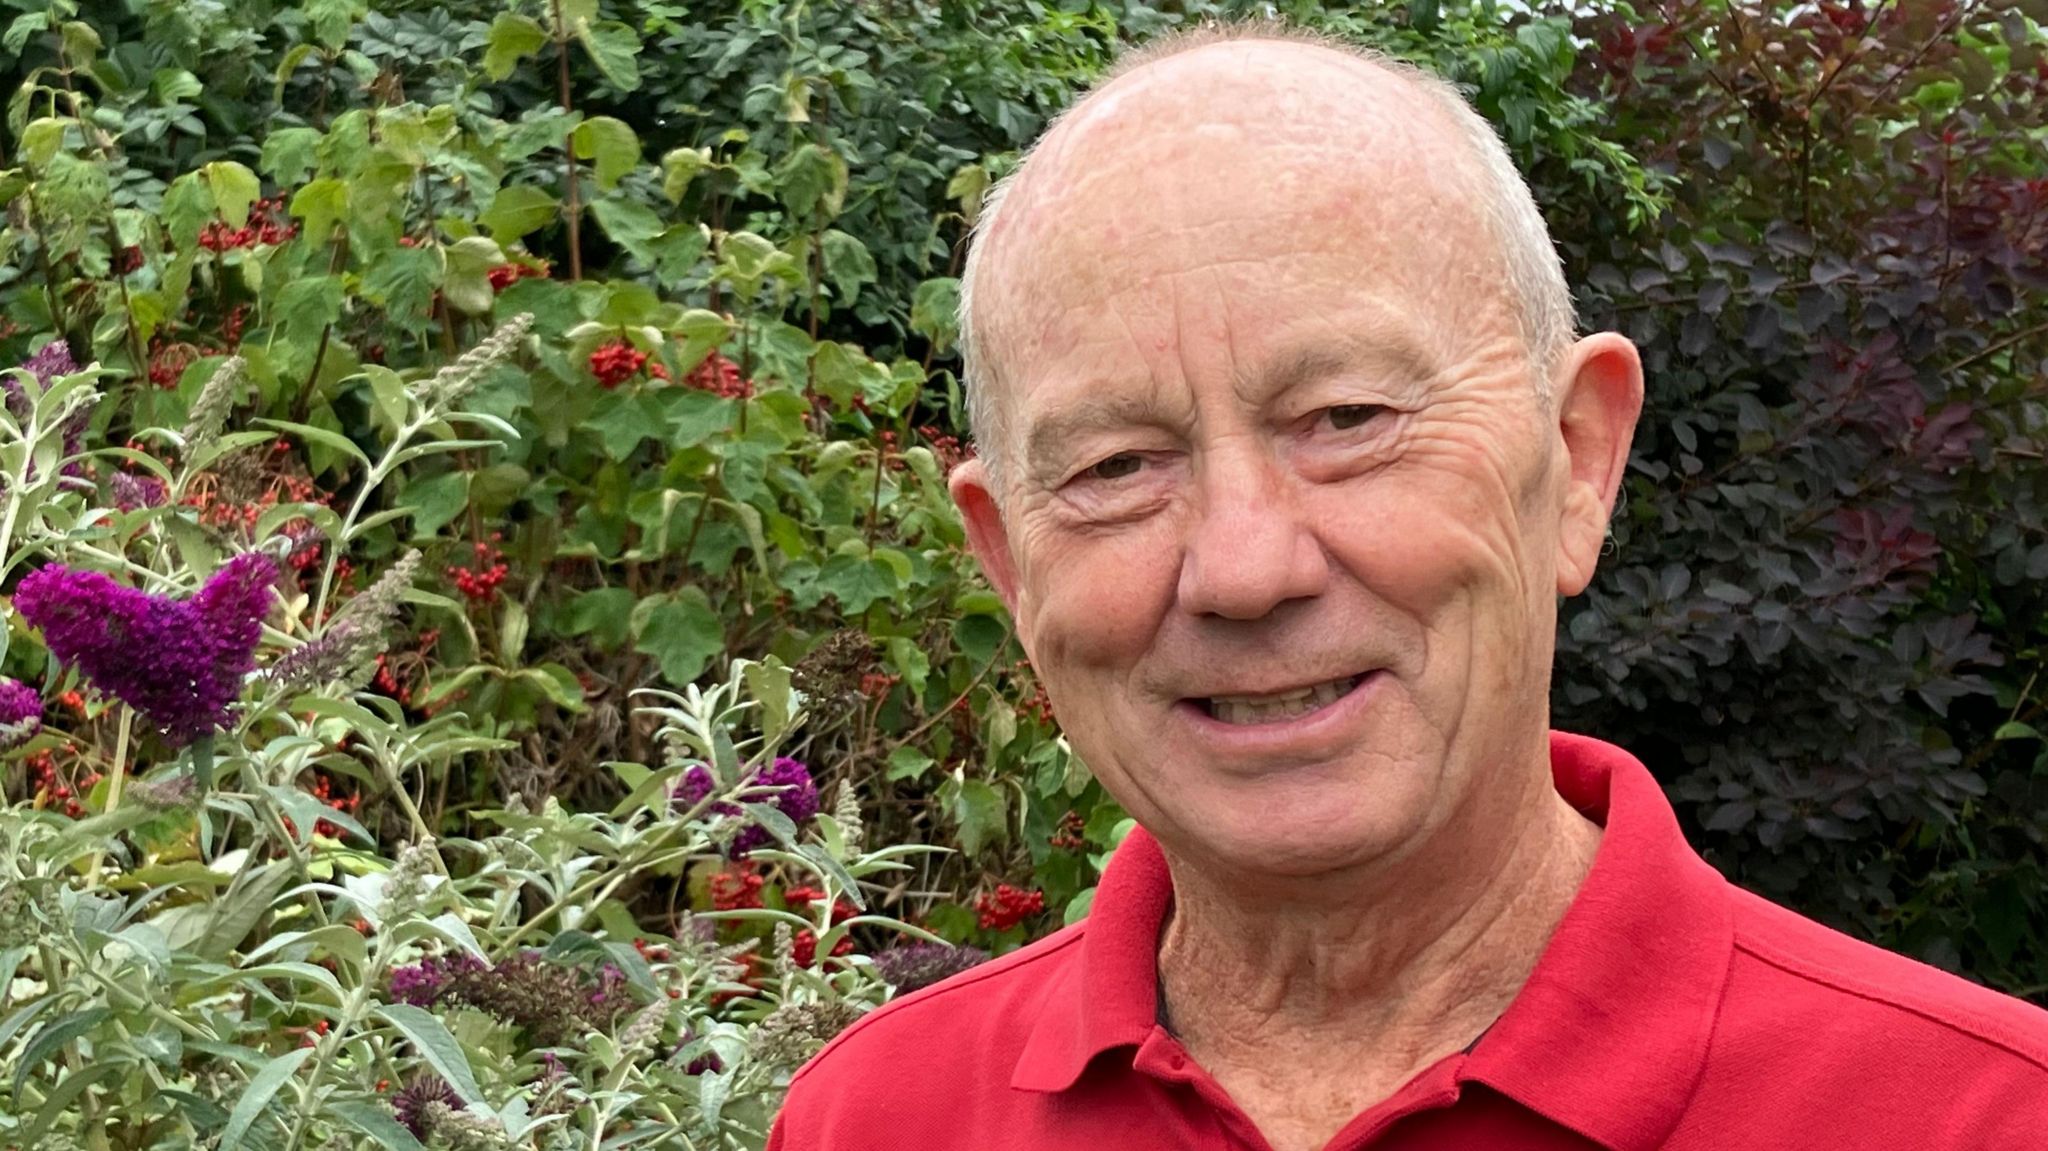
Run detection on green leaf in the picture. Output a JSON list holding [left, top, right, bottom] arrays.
[[587, 391, 659, 460], [819, 230, 876, 305], [13, 1008, 110, 1101], [259, 127, 324, 187], [564, 586, 634, 650], [255, 418, 371, 469], [479, 183, 558, 241], [405, 470, 471, 537], [483, 13, 548, 81], [911, 278, 961, 354], [202, 161, 261, 228], [572, 116, 642, 192], [661, 146, 712, 204], [1993, 722, 2041, 742], [161, 176, 213, 251], [633, 590, 724, 686], [360, 244, 440, 330], [217, 1047, 314, 1151], [590, 197, 664, 262], [776, 142, 848, 220], [816, 553, 898, 614], [442, 235, 506, 316], [303, 0, 353, 49], [289, 178, 349, 245], [19, 118, 66, 169], [375, 1004, 483, 1104], [40, 152, 108, 216], [3, 13, 49, 57], [331, 1100, 429, 1151], [574, 18, 642, 92], [948, 778, 1007, 857], [274, 275, 344, 344], [886, 746, 934, 783]]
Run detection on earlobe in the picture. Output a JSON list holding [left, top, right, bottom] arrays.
[[949, 459, 1026, 619], [1552, 332, 1645, 596]]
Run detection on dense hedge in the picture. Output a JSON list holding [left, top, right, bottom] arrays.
[[0, 0, 2042, 1145]]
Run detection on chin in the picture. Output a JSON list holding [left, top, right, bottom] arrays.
[[1161, 778, 1432, 881]]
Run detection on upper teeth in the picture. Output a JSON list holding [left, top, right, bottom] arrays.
[[1209, 676, 1356, 725]]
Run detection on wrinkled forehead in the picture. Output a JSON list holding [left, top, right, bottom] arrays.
[[974, 44, 1509, 428]]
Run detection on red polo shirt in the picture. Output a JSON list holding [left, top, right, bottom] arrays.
[[769, 733, 2048, 1149]]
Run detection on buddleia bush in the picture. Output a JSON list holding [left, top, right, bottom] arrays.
[[0, 331, 957, 1149]]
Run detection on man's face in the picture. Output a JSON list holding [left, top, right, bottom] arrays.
[[952, 45, 1627, 880]]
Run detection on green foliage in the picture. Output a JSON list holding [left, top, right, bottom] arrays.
[[0, 0, 2041, 1143]]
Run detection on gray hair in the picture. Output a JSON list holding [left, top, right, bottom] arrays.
[[956, 19, 1578, 497]]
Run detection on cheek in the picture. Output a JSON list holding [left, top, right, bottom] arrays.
[[1320, 431, 1532, 623], [1014, 517, 1179, 688]]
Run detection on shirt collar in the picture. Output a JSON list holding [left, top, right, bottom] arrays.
[[1010, 731, 1734, 1151]]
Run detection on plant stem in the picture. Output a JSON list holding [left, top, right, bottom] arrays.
[[83, 706, 132, 886], [554, 0, 584, 281]]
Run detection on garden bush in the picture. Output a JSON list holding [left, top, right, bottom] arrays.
[[0, 0, 2042, 1146]]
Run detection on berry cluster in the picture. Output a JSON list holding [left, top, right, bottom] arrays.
[[783, 885, 859, 925], [27, 751, 103, 820], [920, 424, 970, 473], [146, 337, 200, 389], [684, 352, 753, 399], [1049, 810, 1086, 852], [487, 259, 550, 292], [446, 536, 508, 603], [975, 884, 1045, 931], [197, 196, 299, 252], [305, 770, 361, 839], [181, 447, 324, 541], [113, 244, 144, 275], [791, 928, 855, 968], [589, 340, 649, 388], [858, 671, 899, 700], [709, 867, 765, 911], [1010, 660, 1054, 725]]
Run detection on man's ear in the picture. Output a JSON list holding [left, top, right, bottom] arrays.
[[949, 457, 1026, 619], [1552, 332, 1644, 596]]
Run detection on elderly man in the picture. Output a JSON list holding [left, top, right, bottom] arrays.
[[768, 22, 2048, 1151]]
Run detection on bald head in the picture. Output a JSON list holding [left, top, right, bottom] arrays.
[[957, 24, 1575, 496]]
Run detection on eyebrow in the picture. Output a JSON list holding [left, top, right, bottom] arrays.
[[1021, 338, 1439, 479]]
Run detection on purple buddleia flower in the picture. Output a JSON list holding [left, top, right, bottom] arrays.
[[671, 756, 820, 856], [870, 941, 990, 994], [386, 951, 487, 1008], [109, 471, 168, 512], [0, 678, 41, 751], [13, 552, 278, 746], [390, 1075, 462, 1139], [8, 342, 90, 480]]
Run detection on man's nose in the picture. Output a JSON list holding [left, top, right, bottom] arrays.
[[1176, 449, 1330, 620]]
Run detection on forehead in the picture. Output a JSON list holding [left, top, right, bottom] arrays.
[[977, 43, 1510, 435]]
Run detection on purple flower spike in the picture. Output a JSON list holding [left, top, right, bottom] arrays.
[[671, 756, 821, 856], [13, 552, 278, 746], [0, 678, 41, 751], [8, 342, 90, 480]]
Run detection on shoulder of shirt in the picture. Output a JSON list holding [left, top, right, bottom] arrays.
[[787, 919, 1090, 1090], [1723, 882, 2048, 1074]]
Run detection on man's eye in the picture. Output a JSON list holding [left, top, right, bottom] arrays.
[[1325, 404, 1386, 431], [1083, 453, 1144, 481]]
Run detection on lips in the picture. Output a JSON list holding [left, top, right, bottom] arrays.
[[1197, 672, 1368, 727]]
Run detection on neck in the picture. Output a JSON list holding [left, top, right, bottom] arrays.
[[1155, 754, 1601, 1087]]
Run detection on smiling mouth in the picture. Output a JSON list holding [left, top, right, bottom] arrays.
[[1197, 673, 1367, 726]]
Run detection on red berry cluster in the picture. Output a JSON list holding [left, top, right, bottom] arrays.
[[791, 928, 855, 968], [589, 340, 648, 388], [632, 937, 673, 963], [683, 352, 753, 399], [220, 303, 249, 349], [197, 196, 299, 252], [876, 429, 908, 472], [487, 259, 550, 292], [783, 886, 859, 925], [28, 751, 103, 820], [1049, 810, 1086, 852], [1010, 660, 1054, 725], [858, 671, 899, 700], [446, 535, 508, 603], [306, 771, 361, 839], [709, 867, 765, 911], [114, 244, 144, 275], [920, 424, 971, 473], [181, 458, 324, 541], [146, 337, 199, 389], [975, 884, 1045, 931]]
